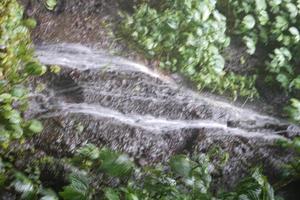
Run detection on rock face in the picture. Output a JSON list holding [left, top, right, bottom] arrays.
[[28, 44, 300, 189]]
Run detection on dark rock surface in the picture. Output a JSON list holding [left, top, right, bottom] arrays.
[[26, 44, 300, 190]]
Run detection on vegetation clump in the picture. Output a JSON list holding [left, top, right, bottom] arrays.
[[228, 0, 300, 122], [0, 0, 47, 197], [0, 0, 299, 199], [121, 0, 300, 121], [10, 144, 280, 200], [120, 0, 258, 100]]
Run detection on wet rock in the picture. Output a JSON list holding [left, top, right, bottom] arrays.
[[26, 44, 300, 190]]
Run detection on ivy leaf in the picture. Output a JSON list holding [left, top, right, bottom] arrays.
[[199, 3, 211, 21], [258, 10, 269, 25], [243, 36, 256, 55], [28, 120, 43, 133], [276, 74, 290, 88], [289, 27, 300, 42], [274, 16, 288, 31], [286, 3, 298, 18], [255, 0, 267, 10], [291, 76, 300, 89], [242, 15, 256, 30]]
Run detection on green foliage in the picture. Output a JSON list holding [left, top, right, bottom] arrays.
[[59, 144, 279, 200], [220, 169, 279, 200], [45, 0, 57, 11], [277, 137, 300, 182], [228, 0, 300, 121], [120, 0, 300, 120], [0, 140, 282, 199], [285, 99, 300, 122], [0, 0, 45, 150], [99, 148, 134, 177], [0, 0, 49, 198], [73, 144, 134, 177], [0, 1, 296, 199], [121, 0, 258, 99], [60, 172, 92, 200]]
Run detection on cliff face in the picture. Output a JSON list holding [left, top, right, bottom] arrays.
[[25, 44, 299, 190], [18, 0, 300, 191]]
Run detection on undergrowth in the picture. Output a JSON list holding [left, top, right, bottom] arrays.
[[120, 0, 258, 100], [0, 0, 298, 199], [1, 144, 283, 200], [120, 0, 300, 122]]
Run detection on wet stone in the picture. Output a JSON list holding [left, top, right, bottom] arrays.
[[26, 43, 300, 190]]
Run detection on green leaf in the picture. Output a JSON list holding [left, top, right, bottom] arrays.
[[25, 62, 47, 76], [99, 148, 134, 177], [11, 86, 26, 97], [242, 15, 256, 30], [11, 124, 23, 139], [255, 0, 267, 10], [274, 16, 288, 31], [286, 3, 298, 18], [291, 76, 300, 89], [23, 18, 37, 29], [276, 74, 290, 88], [170, 155, 191, 177], [258, 10, 269, 25], [60, 173, 91, 200], [289, 27, 300, 42], [286, 98, 300, 121], [40, 189, 59, 200], [45, 0, 57, 11], [28, 120, 43, 133], [76, 144, 100, 160], [50, 65, 61, 74], [104, 188, 120, 200], [0, 93, 12, 103], [13, 172, 35, 197], [243, 36, 256, 55], [5, 110, 22, 124]]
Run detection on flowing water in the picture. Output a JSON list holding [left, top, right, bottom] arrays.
[[29, 43, 300, 188]]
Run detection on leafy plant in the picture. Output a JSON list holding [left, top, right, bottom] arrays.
[[59, 144, 280, 200], [228, 0, 300, 121], [220, 168, 279, 200], [0, 0, 49, 197], [285, 99, 300, 122], [0, 0, 45, 150], [120, 0, 258, 99], [277, 137, 300, 184], [60, 172, 92, 200]]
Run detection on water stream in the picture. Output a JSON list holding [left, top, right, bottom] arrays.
[[30, 43, 300, 188]]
